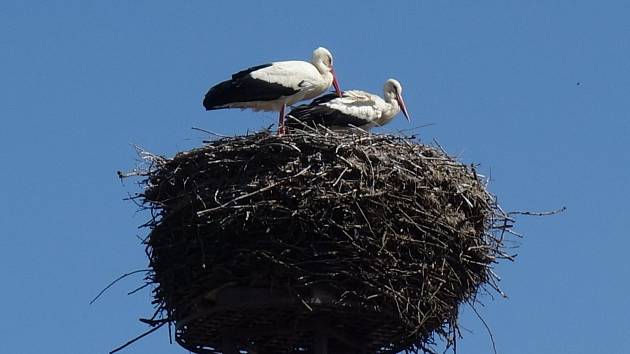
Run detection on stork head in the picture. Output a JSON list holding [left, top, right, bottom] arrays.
[[384, 79, 410, 121], [312, 47, 342, 97]]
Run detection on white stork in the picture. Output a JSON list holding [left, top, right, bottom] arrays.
[[203, 47, 342, 134], [286, 79, 410, 131]]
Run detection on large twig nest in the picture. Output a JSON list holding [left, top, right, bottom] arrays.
[[132, 130, 513, 354]]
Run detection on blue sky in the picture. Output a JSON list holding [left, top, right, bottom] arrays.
[[1, 1, 629, 353]]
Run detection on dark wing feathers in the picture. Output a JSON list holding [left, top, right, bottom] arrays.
[[231, 63, 273, 80], [307, 93, 339, 106], [203, 63, 299, 110], [287, 96, 369, 128]]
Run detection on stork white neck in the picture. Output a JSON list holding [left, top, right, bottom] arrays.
[[311, 47, 333, 75], [310, 47, 342, 99], [378, 78, 409, 125], [382, 91, 401, 120], [373, 81, 401, 125]]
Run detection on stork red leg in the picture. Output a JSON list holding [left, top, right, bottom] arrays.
[[277, 104, 287, 136]]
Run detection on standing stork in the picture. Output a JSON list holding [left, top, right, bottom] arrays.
[[286, 79, 410, 131], [203, 47, 342, 134]]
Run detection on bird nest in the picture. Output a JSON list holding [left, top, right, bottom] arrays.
[[126, 129, 514, 354]]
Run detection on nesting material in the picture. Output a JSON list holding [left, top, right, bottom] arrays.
[[133, 130, 513, 354]]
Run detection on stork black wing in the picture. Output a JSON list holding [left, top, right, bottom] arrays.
[[287, 96, 369, 129], [308, 93, 339, 106], [231, 64, 273, 80], [203, 63, 299, 110]]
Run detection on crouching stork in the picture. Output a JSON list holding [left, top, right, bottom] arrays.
[[286, 79, 410, 132], [203, 47, 343, 134]]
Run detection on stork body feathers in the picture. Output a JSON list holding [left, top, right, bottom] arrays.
[[203, 61, 335, 112], [202, 47, 342, 136], [287, 79, 410, 131]]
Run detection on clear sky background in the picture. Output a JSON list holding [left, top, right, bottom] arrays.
[[1, 1, 629, 353]]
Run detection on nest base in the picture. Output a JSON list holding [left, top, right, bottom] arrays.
[[176, 287, 416, 354]]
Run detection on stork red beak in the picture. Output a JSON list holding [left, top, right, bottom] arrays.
[[397, 94, 410, 122], [331, 68, 343, 97]]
